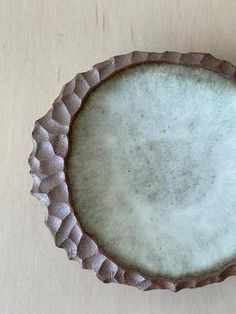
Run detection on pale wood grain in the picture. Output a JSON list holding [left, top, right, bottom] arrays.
[[1, 0, 236, 313]]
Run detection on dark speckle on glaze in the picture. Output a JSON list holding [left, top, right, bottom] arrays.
[[67, 64, 236, 279]]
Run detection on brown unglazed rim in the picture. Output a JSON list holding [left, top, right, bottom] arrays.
[[29, 51, 236, 292]]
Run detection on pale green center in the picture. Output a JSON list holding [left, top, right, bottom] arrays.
[[67, 64, 236, 279]]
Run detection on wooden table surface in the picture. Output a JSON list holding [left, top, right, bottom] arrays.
[[1, 1, 236, 313]]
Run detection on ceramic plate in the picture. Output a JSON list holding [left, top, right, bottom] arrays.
[[29, 52, 236, 291]]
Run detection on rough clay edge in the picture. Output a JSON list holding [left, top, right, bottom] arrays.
[[29, 51, 236, 292]]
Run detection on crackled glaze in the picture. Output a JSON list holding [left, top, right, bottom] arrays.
[[68, 64, 236, 279]]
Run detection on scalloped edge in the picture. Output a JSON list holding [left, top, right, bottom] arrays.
[[29, 51, 236, 292]]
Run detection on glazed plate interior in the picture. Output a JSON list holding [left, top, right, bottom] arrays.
[[67, 64, 236, 280]]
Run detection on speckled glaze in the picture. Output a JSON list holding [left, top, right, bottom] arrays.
[[67, 64, 236, 280], [29, 52, 236, 291]]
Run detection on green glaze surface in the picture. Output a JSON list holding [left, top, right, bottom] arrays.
[[67, 64, 236, 279]]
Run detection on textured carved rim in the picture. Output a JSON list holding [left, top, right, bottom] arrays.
[[29, 51, 236, 292]]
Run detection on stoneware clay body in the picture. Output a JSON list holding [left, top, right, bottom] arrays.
[[29, 52, 236, 291]]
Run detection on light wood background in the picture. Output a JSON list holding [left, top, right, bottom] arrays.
[[1, 0, 236, 313]]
